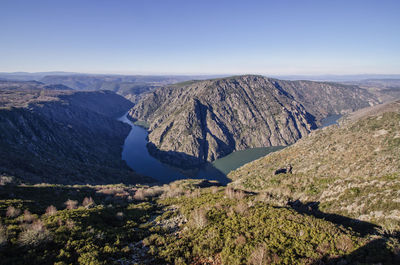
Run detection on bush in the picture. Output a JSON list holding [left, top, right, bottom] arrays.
[[6, 206, 21, 218], [22, 210, 36, 223], [64, 199, 78, 209], [234, 201, 248, 214], [190, 208, 208, 229], [45, 205, 57, 216], [18, 220, 52, 247], [225, 187, 236, 199], [225, 187, 246, 200], [82, 197, 95, 208], [335, 235, 354, 253], [133, 189, 146, 201], [248, 245, 267, 265]]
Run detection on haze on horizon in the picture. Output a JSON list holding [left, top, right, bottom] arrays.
[[1, 0, 399, 75]]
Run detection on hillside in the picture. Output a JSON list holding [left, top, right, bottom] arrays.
[[229, 100, 400, 225], [272, 79, 377, 121], [0, 89, 152, 184], [129, 75, 377, 167]]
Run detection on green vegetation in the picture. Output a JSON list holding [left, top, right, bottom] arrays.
[[0, 183, 161, 264], [0, 180, 398, 264]]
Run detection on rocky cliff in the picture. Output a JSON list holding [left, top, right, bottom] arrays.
[[271, 79, 378, 122], [0, 89, 152, 184], [129, 76, 316, 167], [129, 75, 377, 167]]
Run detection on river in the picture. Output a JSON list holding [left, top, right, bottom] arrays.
[[119, 113, 341, 183], [320, 114, 342, 127], [118, 113, 283, 184]]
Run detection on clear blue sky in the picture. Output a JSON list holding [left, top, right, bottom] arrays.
[[1, 0, 399, 75]]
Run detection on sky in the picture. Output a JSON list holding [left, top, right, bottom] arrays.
[[0, 0, 399, 75]]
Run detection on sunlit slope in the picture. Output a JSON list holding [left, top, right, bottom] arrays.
[[229, 100, 400, 224]]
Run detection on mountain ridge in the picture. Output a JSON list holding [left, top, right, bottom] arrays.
[[129, 75, 377, 167]]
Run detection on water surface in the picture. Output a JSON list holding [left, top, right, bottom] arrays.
[[320, 114, 342, 128], [118, 113, 283, 184], [212, 146, 285, 175]]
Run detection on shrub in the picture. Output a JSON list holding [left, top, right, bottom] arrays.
[[65, 219, 75, 229], [82, 197, 94, 208], [18, 220, 52, 247], [235, 234, 246, 245], [0, 175, 14, 185], [191, 189, 201, 198], [234, 201, 248, 214], [191, 208, 208, 229], [225, 187, 236, 199], [378, 220, 400, 236], [336, 235, 354, 252], [45, 205, 57, 216], [143, 187, 164, 198], [22, 210, 36, 223], [248, 245, 266, 265], [234, 190, 246, 200], [133, 189, 146, 201], [160, 185, 185, 198], [64, 199, 78, 209], [210, 186, 219, 194], [225, 187, 246, 200], [6, 206, 21, 218]]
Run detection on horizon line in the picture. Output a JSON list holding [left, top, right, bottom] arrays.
[[1, 70, 400, 77]]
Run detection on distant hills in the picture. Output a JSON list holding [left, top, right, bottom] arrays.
[[272, 74, 400, 81], [0, 72, 226, 104], [0, 80, 72, 91], [342, 79, 400, 103], [129, 75, 377, 167]]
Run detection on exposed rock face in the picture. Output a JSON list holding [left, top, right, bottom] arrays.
[[129, 75, 377, 167], [129, 76, 315, 166], [271, 79, 378, 121], [0, 89, 152, 184]]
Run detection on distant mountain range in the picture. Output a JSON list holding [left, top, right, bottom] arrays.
[[272, 74, 400, 81]]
